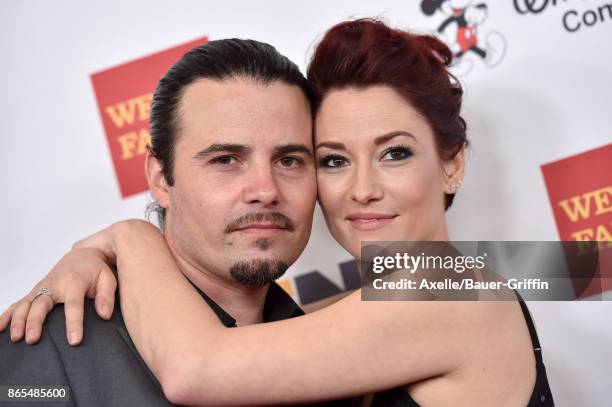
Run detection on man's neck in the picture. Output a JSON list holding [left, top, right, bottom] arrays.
[[164, 237, 269, 326]]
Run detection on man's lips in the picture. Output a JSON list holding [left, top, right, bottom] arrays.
[[234, 223, 289, 236], [346, 213, 398, 231]]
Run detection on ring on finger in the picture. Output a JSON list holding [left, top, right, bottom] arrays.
[[32, 287, 54, 304]]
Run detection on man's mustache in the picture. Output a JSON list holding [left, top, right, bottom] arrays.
[[225, 212, 295, 233]]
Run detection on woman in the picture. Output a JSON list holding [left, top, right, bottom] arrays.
[[0, 19, 554, 406]]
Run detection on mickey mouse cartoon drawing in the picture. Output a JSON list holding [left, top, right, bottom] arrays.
[[421, 0, 506, 74]]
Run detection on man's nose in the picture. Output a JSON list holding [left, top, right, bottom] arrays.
[[350, 165, 384, 205], [241, 164, 281, 207]]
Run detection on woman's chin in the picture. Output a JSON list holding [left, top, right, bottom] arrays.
[[351, 228, 400, 244]]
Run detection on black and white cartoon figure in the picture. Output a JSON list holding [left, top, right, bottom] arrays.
[[421, 0, 506, 75]]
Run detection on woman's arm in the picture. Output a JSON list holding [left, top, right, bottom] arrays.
[[1, 219, 500, 405], [111, 221, 499, 406]]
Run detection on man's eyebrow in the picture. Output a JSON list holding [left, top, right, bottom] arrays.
[[193, 143, 251, 160], [274, 144, 313, 157], [374, 130, 416, 145], [315, 131, 416, 151]]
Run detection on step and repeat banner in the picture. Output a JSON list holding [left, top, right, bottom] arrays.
[[2, 1, 611, 405]]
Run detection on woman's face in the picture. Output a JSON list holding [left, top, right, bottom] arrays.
[[314, 86, 463, 259]]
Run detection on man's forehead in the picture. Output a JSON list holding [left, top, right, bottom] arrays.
[[179, 77, 309, 116], [177, 77, 313, 150], [182, 77, 259, 101]]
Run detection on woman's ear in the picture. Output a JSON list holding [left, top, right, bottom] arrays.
[[145, 150, 170, 209], [442, 145, 465, 194]]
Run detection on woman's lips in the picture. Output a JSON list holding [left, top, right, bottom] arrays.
[[346, 213, 397, 231]]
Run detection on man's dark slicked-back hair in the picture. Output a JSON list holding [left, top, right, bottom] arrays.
[[146, 39, 312, 227]]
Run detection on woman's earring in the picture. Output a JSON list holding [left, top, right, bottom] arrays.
[[449, 180, 462, 193]]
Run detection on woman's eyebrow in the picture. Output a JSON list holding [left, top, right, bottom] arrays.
[[315, 141, 345, 151], [374, 130, 416, 145], [315, 131, 416, 151]]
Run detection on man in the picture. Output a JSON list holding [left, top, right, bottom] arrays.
[[0, 39, 347, 406]]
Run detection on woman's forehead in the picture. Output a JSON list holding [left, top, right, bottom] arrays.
[[314, 86, 433, 145]]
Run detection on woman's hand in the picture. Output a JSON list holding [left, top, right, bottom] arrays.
[[0, 221, 130, 346], [0, 219, 162, 346]]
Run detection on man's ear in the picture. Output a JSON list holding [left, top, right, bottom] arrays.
[[442, 145, 466, 194], [145, 150, 170, 208]]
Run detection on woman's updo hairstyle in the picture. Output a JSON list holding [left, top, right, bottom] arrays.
[[307, 19, 467, 209]]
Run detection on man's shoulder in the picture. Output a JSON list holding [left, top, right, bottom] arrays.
[[0, 299, 171, 406], [45, 299, 125, 343], [46, 299, 123, 340], [0, 303, 79, 399], [42, 298, 147, 363], [0, 299, 127, 363]]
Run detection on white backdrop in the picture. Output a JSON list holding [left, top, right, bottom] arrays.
[[1, 1, 611, 405]]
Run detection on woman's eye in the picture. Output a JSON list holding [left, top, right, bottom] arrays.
[[319, 155, 348, 168], [381, 146, 413, 161], [211, 155, 238, 165]]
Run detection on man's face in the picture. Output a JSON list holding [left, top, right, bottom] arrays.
[[162, 77, 316, 286]]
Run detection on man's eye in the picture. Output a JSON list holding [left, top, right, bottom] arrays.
[[381, 146, 413, 161], [318, 155, 348, 168], [211, 155, 238, 165], [278, 156, 302, 168]]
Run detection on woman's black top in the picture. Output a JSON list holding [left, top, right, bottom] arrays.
[[368, 295, 555, 407]]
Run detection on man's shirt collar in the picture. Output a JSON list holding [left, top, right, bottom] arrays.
[[190, 282, 304, 327]]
